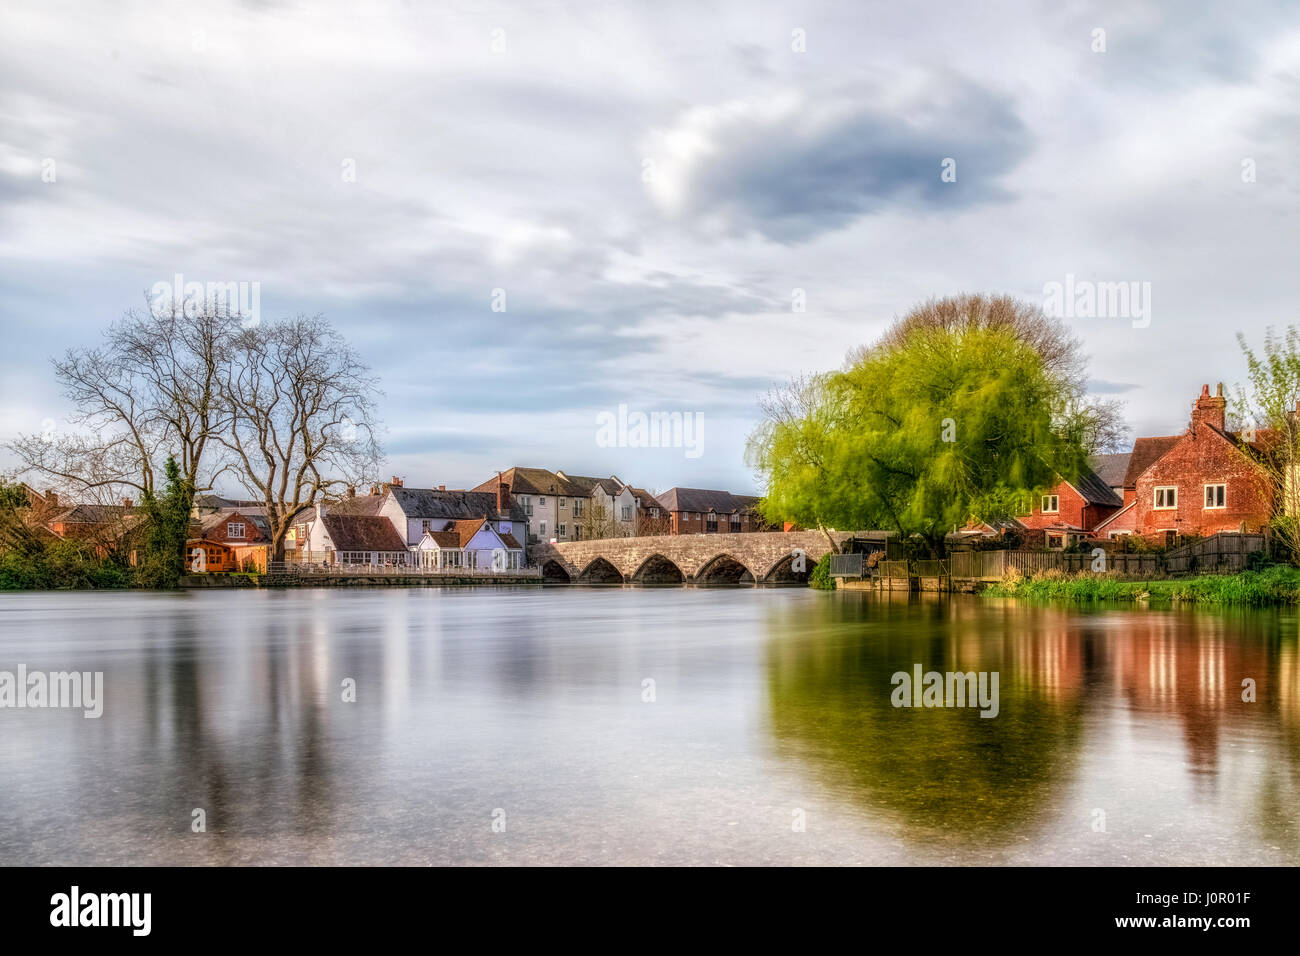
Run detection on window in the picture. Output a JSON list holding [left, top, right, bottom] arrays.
[[1047, 533, 1063, 549], [558, 524, 567, 537], [730, 514, 741, 529], [1204, 484, 1226, 509], [539, 521, 547, 537], [706, 513, 718, 531], [421, 519, 432, 532], [1041, 495, 1059, 514], [650, 507, 660, 519], [1154, 486, 1178, 509], [519, 495, 533, 516], [559, 497, 566, 507], [539, 496, 546, 505], [621, 506, 632, 521], [228, 522, 246, 539], [574, 499, 584, 516]]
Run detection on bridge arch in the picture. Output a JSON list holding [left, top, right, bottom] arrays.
[[630, 553, 686, 586], [696, 553, 756, 587], [541, 559, 572, 583], [760, 549, 815, 586], [577, 556, 624, 584]]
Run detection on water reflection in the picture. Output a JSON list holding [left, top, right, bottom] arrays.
[[0, 589, 1296, 865], [765, 594, 1300, 856]]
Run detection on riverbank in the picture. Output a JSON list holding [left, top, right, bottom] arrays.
[[982, 565, 1300, 606]]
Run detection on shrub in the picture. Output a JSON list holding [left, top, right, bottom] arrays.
[[810, 553, 836, 590]]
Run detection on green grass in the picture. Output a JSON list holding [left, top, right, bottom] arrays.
[[982, 564, 1300, 607]]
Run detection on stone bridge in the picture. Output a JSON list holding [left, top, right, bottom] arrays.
[[530, 531, 860, 586]]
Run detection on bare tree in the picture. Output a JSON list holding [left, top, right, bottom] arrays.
[[7, 297, 236, 499], [579, 500, 620, 540], [219, 315, 382, 560]]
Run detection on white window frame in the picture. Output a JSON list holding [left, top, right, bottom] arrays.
[[539, 496, 546, 505], [539, 521, 546, 537], [1154, 486, 1178, 510], [558, 523, 567, 537], [228, 521, 246, 539], [1041, 495, 1059, 514], [1204, 483, 1226, 509]]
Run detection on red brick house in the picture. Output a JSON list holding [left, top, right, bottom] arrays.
[[1094, 384, 1272, 543], [652, 488, 773, 535], [1017, 460, 1124, 547]]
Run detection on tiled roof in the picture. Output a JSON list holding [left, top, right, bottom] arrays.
[[390, 486, 525, 522], [654, 487, 761, 514], [323, 515, 407, 552], [199, 509, 271, 537], [1069, 464, 1123, 507], [475, 468, 585, 498], [1123, 436, 1182, 488], [324, 494, 387, 517], [1088, 452, 1131, 489]]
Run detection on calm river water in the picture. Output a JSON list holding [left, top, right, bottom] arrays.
[[1, 588, 1297, 865]]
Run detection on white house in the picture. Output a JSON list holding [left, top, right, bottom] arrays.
[[416, 518, 525, 571], [380, 483, 526, 555]]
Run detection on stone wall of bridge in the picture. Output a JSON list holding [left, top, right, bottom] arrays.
[[530, 530, 856, 586]]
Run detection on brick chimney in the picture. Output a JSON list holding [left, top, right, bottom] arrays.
[[345, 485, 355, 498], [1191, 382, 1226, 431], [496, 471, 511, 513], [122, 497, 134, 508], [391, 476, 403, 487], [437, 485, 446, 491], [46, 490, 58, 507]]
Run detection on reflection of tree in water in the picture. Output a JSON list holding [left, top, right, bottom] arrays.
[[764, 595, 1087, 846]]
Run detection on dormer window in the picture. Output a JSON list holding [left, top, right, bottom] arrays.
[[228, 522, 246, 539]]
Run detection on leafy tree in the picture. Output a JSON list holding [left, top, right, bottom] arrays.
[[135, 456, 194, 589], [748, 296, 1104, 555], [1234, 327, 1300, 563]]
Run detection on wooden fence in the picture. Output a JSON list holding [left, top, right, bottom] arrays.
[[1164, 533, 1265, 574]]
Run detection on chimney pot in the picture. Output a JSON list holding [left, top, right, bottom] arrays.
[[438, 484, 445, 491], [122, 497, 133, 509]]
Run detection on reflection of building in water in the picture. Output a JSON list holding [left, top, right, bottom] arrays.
[[1109, 613, 1279, 780]]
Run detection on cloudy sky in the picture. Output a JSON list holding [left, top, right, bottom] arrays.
[[2, 0, 1299, 495]]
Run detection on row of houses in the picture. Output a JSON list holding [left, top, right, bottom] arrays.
[[966, 383, 1276, 548], [185, 469, 773, 570]]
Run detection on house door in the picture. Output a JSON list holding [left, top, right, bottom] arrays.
[[1165, 530, 1177, 548]]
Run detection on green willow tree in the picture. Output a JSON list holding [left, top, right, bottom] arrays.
[[747, 295, 1117, 555]]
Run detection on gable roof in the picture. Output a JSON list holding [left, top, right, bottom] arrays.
[[420, 519, 522, 550], [199, 509, 271, 537], [1067, 464, 1123, 507], [322, 515, 408, 552], [558, 473, 624, 496], [1093, 501, 1136, 532], [654, 487, 761, 514], [324, 494, 387, 517], [389, 486, 525, 522], [475, 467, 586, 498], [1123, 436, 1182, 489]]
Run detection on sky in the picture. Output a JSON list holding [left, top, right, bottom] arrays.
[[2, 0, 1299, 496]]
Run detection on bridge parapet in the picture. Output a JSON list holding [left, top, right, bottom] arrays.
[[531, 531, 863, 586]]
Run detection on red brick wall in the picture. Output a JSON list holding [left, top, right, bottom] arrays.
[[1018, 481, 1119, 533], [204, 513, 267, 543], [667, 511, 766, 535], [1133, 428, 1271, 537]]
